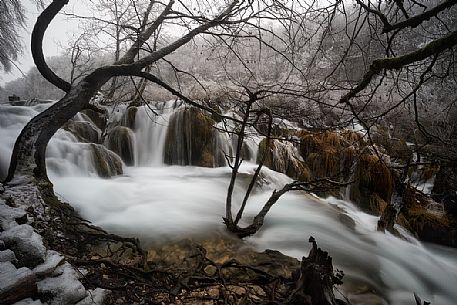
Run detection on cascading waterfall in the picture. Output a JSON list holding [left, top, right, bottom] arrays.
[[1, 100, 456, 305], [133, 100, 178, 166]]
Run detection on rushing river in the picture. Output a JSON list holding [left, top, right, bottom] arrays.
[[1, 101, 457, 305]]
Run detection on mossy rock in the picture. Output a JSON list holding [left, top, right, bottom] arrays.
[[64, 120, 100, 143], [121, 106, 138, 130], [349, 154, 393, 213], [257, 139, 310, 181], [400, 203, 456, 248], [371, 127, 412, 161], [298, 130, 362, 181], [91, 144, 124, 177], [81, 109, 107, 130], [164, 107, 218, 167], [106, 126, 135, 166]]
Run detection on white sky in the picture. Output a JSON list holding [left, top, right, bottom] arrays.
[[0, 1, 90, 85]]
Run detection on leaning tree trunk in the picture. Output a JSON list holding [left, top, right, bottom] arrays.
[[4, 78, 106, 183]]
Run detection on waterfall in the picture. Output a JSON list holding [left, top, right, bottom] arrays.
[[2, 100, 457, 305], [133, 100, 178, 166]]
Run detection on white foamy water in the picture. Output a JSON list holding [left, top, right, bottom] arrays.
[[1, 101, 457, 305], [49, 163, 457, 305]]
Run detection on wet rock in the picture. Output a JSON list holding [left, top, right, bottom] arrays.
[[106, 126, 135, 166], [81, 109, 107, 130], [88, 241, 142, 266], [121, 106, 138, 130], [64, 120, 100, 143], [258, 139, 310, 181], [400, 187, 457, 248], [350, 154, 393, 214], [91, 144, 124, 178], [164, 107, 218, 167]]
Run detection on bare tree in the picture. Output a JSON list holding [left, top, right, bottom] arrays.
[[0, 0, 43, 72]]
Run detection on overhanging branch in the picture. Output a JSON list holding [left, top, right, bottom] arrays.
[[31, 0, 71, 92], [340, 29, 457, 105]]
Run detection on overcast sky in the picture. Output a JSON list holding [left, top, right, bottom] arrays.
[[0, 1, 90, 85]]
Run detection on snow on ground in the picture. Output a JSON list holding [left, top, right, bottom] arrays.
[[0, 183, 109, 305]]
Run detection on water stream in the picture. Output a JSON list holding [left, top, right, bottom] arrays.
[[1, 101, 456, 305]]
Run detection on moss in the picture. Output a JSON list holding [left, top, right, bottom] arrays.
[[106, 126, 135, 166], [164, 107, 217, 167], [357, 154, 393, 203], [369, 194, 388, 215], [91, 144, 124, 177], [64, 120, 100, 143], [258, 138, 310, 181], [81, 109, 107, 130], [297, 130, 363, 183]]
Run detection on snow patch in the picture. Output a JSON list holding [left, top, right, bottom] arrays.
[[0, 200, 27, 230], [0, 224, 46, 267], [33, 250, 64, 276], [76, 288, 110, 305], [37, 262, 87, 305], [0, 261, 33, 292], [12, 299, 44, 305], [0, 249, 17, 263]]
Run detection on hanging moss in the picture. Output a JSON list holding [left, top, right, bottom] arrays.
[[91, 144, 124, 178], [297, 130, 362, 182], [358, 154, 393, 202], [164, 107, 217, 167], [106, 126, 135, 166]]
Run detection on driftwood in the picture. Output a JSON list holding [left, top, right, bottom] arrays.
[[288, 237, 345, 305]]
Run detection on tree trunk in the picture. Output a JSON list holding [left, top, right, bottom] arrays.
[[4, 78, 105, 183]]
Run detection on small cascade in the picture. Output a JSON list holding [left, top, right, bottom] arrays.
[[106, 126, 136, 166], [133, 100, 179, 166], [163, 106, 220, 167], [257, 139, 309, 181], [0, 103, 56, 180], [213, 117, 260, 166]]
